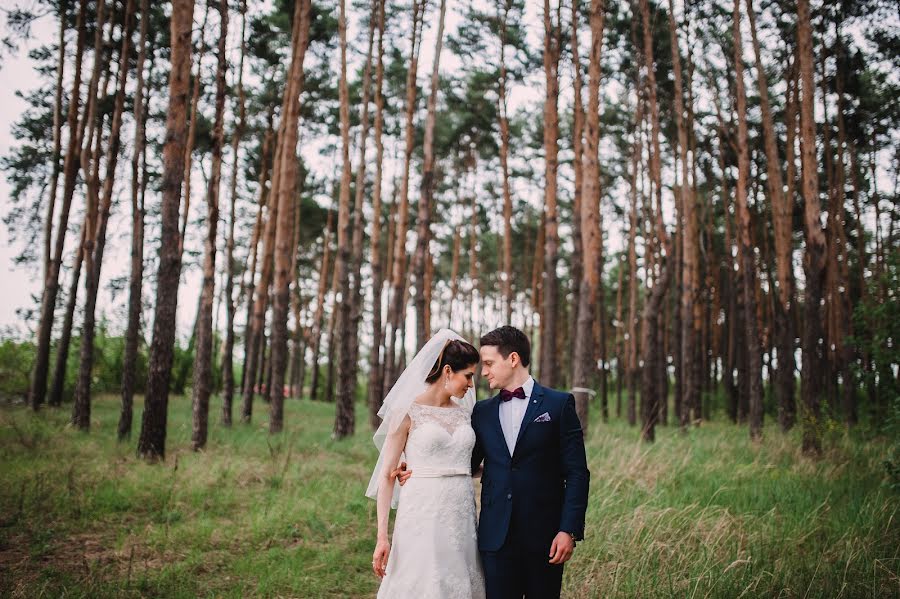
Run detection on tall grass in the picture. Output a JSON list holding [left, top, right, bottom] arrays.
[[0, 395, 896, 598]]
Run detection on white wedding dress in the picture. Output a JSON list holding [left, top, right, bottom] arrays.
[[377, 402, 486, 599]]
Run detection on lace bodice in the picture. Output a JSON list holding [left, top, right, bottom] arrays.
[[405, 403, 475, 475]]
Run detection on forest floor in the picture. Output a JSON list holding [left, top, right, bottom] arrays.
[[0, 394, 897, 598]]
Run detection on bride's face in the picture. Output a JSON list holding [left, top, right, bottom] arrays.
[[445, 365, 477, 398]]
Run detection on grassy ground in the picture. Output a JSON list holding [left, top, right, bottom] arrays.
[[0, 394, 897, 598]]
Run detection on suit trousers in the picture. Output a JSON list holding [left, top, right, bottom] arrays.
[[480, 518, 564, 599]]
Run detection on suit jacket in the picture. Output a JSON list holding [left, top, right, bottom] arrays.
[[470, 381, 590, 552]]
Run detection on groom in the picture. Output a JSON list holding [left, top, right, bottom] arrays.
[[471, 325, 590, 598], [397, 325, 590, 598]]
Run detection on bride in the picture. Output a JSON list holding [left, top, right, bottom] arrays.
[[365, 329, 486, 598]]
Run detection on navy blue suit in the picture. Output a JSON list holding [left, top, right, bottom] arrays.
[[470, 382, 590, 598]]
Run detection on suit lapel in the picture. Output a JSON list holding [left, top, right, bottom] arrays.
[[489, 394, 511, 459], [514, 382, 546, 455]]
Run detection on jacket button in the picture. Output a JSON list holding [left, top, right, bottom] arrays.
[[507, 493, 512, 500], [512, 467, 519, 472]]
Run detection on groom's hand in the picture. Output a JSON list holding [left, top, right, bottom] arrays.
[[548, 532, 575, 564], [390, 462, 413, 486]]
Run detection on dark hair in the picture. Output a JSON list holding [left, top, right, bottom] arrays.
[[479, 326, 531, 368], [425, 339, 480, 383]]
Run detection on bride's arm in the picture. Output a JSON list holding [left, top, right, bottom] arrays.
[[373, 415, 410, 577]]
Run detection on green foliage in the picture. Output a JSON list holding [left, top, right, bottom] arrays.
[[0, 337, 34, 400]]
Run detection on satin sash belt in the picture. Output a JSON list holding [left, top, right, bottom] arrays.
[[411, 466, 470, 478]]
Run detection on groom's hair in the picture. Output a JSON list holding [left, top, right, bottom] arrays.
[[479, 326, 531, 368], [425, 340, 480, 383]]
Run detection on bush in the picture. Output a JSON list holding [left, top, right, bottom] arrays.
[[0, 338, 34, 401]]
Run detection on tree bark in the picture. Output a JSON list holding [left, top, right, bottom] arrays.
[[539, 0, 562, 386], [73, 0, 135, 430], [342, 0, 379, 433], [191, 0, 228, 449], [732, 0, 764, 440], [411, 0, 447, 352], [137, 0, 195, 460], [268, 0, 312, 434], [367, 0, 388, 430], [797, 0, 826, 455], [386, 0, 425, 384], [569, 0, 584, 386], [572, 0, 605, 432], [221, 0, 248, 427], [747, 0, 796, 431], [119, 0, 151, 440], [29, 0, 88, 410]]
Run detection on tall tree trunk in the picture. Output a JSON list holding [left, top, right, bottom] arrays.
[[137, 0, 195, 460], [747, 0, 796, 431], [269, 0, 312, 434], [48, 224, 87, 408], [499, 1, 515, 323], [332, 0, 358, 438], [119, 0, 151, 440], [178, 2, 209, 252], [573, 0, 605, 432], [43, 1, 67, 288], [641, 241, 675, 442], [797, 0, 826, 455], [626, 88, 643, 428], [309, 209, 334, 402], [732, 0, 764, 439], [342, 0, 379, 433], [367, 0, 388, 429], [667, 0, 698, 429], [72, 0, 135, 430], [539, 0, 562, 386], [191, 0, 228, 449], [240, 113, 275, 395], [411, 0, 447, 352], [569, 0, 584, 385], [29, 0, 88, 410], [221, 0, 248, 427], [387, 0, 425, 383]]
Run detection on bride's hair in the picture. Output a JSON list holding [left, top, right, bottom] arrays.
[[424, 339, 480, 383]]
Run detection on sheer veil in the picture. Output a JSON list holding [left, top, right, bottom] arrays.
[[365, 328, 476, 508]]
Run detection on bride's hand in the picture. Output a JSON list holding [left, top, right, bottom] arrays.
[[373, 538, 390, 578], [390, 461, 413, 486]]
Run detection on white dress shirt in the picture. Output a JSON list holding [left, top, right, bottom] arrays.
[[498, 376, 535, 456]]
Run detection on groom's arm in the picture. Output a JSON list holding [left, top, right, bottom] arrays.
[[558, 393, 590, 540]]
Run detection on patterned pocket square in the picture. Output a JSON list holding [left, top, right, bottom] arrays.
[[534, 412, 551, 423]]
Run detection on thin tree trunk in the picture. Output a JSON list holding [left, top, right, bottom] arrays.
[[191, 0, 228, 449], [569, 0, 584, 385], [73, 0, 135, 430], [499, 1, 515, 323], [342, 0, 378, 433], [221, 0, 248, 426], [797, 0, 826, 455], [367, 0, 388, 429], [137, 0, 195, 460], [43, 1, 67, 288], [732, 0, 764, 439], [539, 0, 562, 386], [747, 0, 796, 431], [29, 0, 88, 410], [332, 0, 358, 437], [411, 0, 447, 352], [387, 0, 425, 386], [48, 224, 87, 408], [573, 0, 605, 432], [179, 2, 209, 253], [119, 0, 151, 440], [309, 210, 334, 402], [268, 0, 312, 434]]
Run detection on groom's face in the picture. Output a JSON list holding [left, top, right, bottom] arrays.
[[479, 345, 514, 390]]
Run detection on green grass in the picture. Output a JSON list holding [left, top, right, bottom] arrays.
[[0, 395, 897, 598]]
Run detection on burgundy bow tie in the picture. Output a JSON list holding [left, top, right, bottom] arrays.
[[499, 387, 526, 402]]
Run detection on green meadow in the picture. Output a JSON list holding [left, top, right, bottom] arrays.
[[1, 395, 897, 598]]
